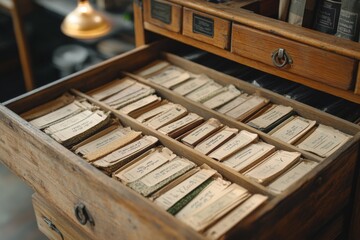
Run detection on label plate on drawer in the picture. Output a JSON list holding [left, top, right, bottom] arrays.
[[151, 0, 172, 24], [193, 14, 214, 38]]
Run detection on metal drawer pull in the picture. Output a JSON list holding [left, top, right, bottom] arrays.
[[272, 48, 293, 68], [43, 217, 64, 240], [74, 203, 95, 226]]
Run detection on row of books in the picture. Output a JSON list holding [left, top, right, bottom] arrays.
[[279, 0, 360, 41], [129, 59, 351, 158]]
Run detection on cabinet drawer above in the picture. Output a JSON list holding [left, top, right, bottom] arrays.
[[231, 23, 357, 90], [143, 0, 182, 33]]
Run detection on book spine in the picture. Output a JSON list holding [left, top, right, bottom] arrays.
[[288, 0, 307, 26], [313, 0, 342, 34], [335, 0, 360, 41]]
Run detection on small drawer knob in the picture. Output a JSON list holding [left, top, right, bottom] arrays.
[[272, 48, 293, 68], [74, 203, 95, 226]]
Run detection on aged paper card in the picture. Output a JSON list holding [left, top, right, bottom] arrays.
[[209, 130, 258, 161], [244, 150, 301, 185], [203, 85, 241, 109], [297, 124, 351, 158], [173, 74, 211, 96]]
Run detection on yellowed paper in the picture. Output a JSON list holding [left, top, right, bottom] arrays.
[[186, 81, 224, 103], [173, 74, 211, 96], [203, 85, 241, 109], [158, 113, 202, 135], [247, 105, 293, 129], [119, 95, 161, 115], [144, 105, 187, 130], [89, 78, 135, 101], [226, 96, 268, 120], [216, 94, 251, 114], [136, 102, 175, 123]]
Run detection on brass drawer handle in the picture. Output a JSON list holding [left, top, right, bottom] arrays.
[[43, 217, 64, 240], [74, 203, 95, 226], [272, 48, 293, 68]]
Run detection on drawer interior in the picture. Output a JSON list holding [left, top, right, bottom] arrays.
[[1, 40, 360, 239]]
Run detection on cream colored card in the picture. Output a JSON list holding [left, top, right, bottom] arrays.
[[30, 101, 85, 129], [186, 184, 249, 232], [173, 74, 211, 96], [47, 110, 109, 143], [74, 128, 141, 162], [110, 88, 156, 109], [116, 147, 176, 184], [268, 160, 317, 194], [103, 82, 152, 105], [205, 194, 268, 240], [181, 118, 223, 147], [223, 142, 275, 172], [21, 93, 75, 121], [154, 169, 217, 210], [269, 116, 316, 144], [244, 150, 301, 185], [226, 95, 269, 121], [161, 72, 191, 89], [93, 136, 158, 167], [195, 127, 239, 155], [136, 60, 170, 77], [216, 93, 251, 114], [209, 131, 258, 161], [119, 95, 161, 115], [140, 157, 195, 187], [297, 124, 352, 158], [89, 78, 135, 101], [144, 105, 188, 130], [175, 178, 231, 221], [148, 66, 187, 85], [203, 85, 241, 109], [247, 105, 294, 129], [44, 110, 93, 135], [136, 102, 175, 123], [158, 113, 202, 135], [185, 80, 224, 103]]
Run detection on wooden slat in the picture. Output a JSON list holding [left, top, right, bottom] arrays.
[[144, 23, 360, 104], [133, 1, 147, 47], [0, 0, 13, 10]]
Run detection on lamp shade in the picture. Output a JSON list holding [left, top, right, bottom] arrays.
[[61, 0, 111, 39]]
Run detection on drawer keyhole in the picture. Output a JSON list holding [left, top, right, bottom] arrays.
[[74, 203, 95, 226], [272, 48, 293, 68]]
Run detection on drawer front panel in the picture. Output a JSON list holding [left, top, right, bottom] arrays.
[[143, 0, 182, 33], [231, 24, 356, 90], [33, 194, 93, 240], [183, 8, 231, 49]]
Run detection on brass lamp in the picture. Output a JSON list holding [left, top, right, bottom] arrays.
[[61, 0, 111, 39]]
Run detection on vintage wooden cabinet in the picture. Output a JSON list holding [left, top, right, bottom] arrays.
[[1, 0, 360, 239]]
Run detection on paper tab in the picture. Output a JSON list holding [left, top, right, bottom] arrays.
[[136, 60, 170, 77], [173, 74, 211, 96], [176, 178, 231, 221], [181, 118, 222, 147], [136, 102, 175, 123], [270, 116, 316, 144], [245, 150, 301, 185], [226, 95, 268, 121], [223, 142, 275, 172], [195, 127, 238, 155], [209, 131, 258, 161], [144, 105, 187, 130], [203, 85, 241, 109], [297, 124, 351, 158], [154, 169, 216, 210], [217, 94, 251, 114], [268, 160, 317, 194], [119, 95, 161, 115], [247, 105, 294, 130], [158, 113, 202, 135], [205, 194, 268, 240], [89, 78, 135, 101], [186, 81, 224, 103]]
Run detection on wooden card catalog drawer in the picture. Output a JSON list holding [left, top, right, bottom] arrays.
[[143, 0, 182, 33], [182, 8, 231, 50], [231, 24, 357, 90]]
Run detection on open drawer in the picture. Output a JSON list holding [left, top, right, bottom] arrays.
[[1, 40, 360, 239]]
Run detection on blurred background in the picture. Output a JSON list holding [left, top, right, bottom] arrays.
[[0, 0, 135, 239]]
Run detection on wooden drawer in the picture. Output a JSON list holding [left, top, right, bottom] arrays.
[[231, 24, 357, 90], [143, 0, 182, 33], [33, 193, 93, 240], [182, 8, 231, 50], [1, 40, 360, 239]]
